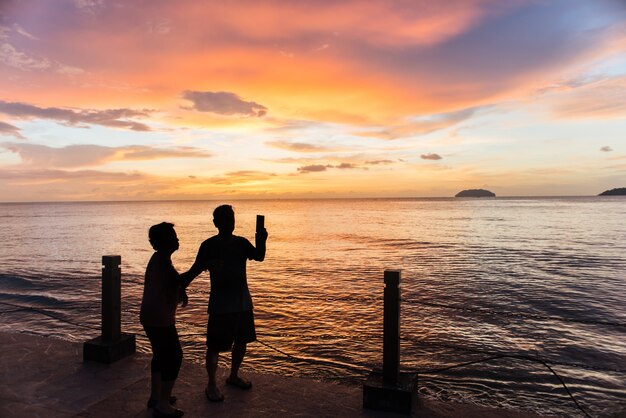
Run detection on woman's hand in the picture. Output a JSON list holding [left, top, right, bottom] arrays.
[[178, 287, 189, 307]]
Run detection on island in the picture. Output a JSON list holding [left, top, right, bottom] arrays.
[[599, 187, 626, 196], [455, 189, 496, 198]]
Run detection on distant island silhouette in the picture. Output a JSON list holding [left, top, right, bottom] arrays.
[[455, 189, 496, 198], [599, 187, 626, 196]]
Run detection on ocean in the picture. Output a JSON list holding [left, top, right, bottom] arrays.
[[0, 197, 625, 416]]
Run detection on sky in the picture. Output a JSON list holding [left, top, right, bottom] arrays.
[[0, 0, 625, 201]]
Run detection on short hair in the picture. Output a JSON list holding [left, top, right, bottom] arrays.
[[213, 204, 234, 223], [148, 222, 175, 251]]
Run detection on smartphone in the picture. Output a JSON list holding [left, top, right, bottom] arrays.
[[256, 215, 265, 232]]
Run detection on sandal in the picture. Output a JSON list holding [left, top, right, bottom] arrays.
[[147, 396, 177, 408], [225, 376, 252, 390]]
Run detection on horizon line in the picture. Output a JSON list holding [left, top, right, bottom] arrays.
[[1, 194, 622, 204]]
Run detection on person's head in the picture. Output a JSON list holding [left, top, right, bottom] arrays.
[[148, 222, 179, 253], [213, 204, 235, 235]]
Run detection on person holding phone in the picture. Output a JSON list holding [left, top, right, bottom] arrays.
[[180, 205, 267, 403]]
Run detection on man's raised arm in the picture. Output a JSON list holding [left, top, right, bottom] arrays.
[[252, 228, 268, 261]]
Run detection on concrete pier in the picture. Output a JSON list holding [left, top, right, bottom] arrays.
[[0, 331, 553, 417]]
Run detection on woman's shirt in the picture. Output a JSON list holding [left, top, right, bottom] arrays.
[[139, 252, 180, 327]]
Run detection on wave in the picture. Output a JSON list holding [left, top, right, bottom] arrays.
[[0, 292, 80, 309], [0, 274, 39, 291]]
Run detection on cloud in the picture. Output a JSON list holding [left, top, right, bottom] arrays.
[[600, 146, 613, 152], [269, 155, 400, 170], [145, 19, 172, 35], [421, 153, 442, 160], [182, 91, 268, 117], [0, 167, 162, 201], [0, 168, 149, 186], [0, 167, 145, 182], [336, 162, 358, 169], [1, 143, 212, 168], [74, 0, 105, 15], [266, 140, 336, 152], [0, 24, 81, 74], [296, 162, 367, 173], [297, 164, 328, 173], [57, 65, 85, 75], [221, 1, 496, 47], [0, 42, 51, 71], [0, 121, 24, 139], [205, 170, 277, 185], [360, 108, 477, 139], [13, 24, 39, 40], [547, 76, 626, 120], [365, 160, 394, 165], [0, 100, 152, 131]]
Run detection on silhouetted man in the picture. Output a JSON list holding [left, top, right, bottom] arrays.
[[181, 204, 267, 402]]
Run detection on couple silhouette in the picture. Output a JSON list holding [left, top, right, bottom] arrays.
[[139, 204, 268, 418]]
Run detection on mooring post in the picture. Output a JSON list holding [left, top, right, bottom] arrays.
[[101, 255, 121, 341], [383, 270, 401, 384], [363, 269, 416, 414], [83, 255, 135, 363]]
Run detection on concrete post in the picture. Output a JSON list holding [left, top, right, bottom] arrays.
[[101, 255, 121, 341], [363, 269, 416, 414], [383, 270, 400, 384], [83, 255, 135, 363]]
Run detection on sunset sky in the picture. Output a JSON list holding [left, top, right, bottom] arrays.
[[1, 0, 625, 201]]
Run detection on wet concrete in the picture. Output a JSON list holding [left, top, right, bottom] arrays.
[[0, 331, 552, 417]]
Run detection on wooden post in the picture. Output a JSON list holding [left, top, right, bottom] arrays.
[[383, 270, 400, 384], [101, 255, 121, 341]]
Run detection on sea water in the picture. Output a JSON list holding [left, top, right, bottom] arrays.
[[0, 197, 625, 416]]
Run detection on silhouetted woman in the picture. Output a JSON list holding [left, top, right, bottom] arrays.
[[140, 222, 187, 418]]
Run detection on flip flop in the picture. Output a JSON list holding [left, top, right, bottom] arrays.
[[147, 396, 177, 408], [205, 386, 224, 402], [226, 376, 252, 390], [152, 408, 184, 418]]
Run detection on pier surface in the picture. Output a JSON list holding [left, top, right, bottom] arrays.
[[1, 331, 549, 417]]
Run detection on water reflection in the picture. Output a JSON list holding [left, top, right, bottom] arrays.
[[0, 198, 625, 416]]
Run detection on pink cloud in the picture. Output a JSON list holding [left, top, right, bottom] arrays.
[[1, 142, 212, 168], [0, 121, 24, 139], [0, 100, 152, 131], [547, 76, 626, 119]]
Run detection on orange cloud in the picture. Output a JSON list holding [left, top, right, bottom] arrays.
[[266, 140, 339, 153]]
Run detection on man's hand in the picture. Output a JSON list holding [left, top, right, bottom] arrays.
[[256, 227, 268, 243], [178, 287, 189, 307]]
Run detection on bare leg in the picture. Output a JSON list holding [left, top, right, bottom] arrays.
[[230, 342, 247, 379], [205, 348, 223, 400], [150, 371, 161, 401], [156, 380, 176, 413], [206, 348, 219, 386]]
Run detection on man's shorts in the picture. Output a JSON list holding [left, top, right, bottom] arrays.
[[206, 310, 256, 352]]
